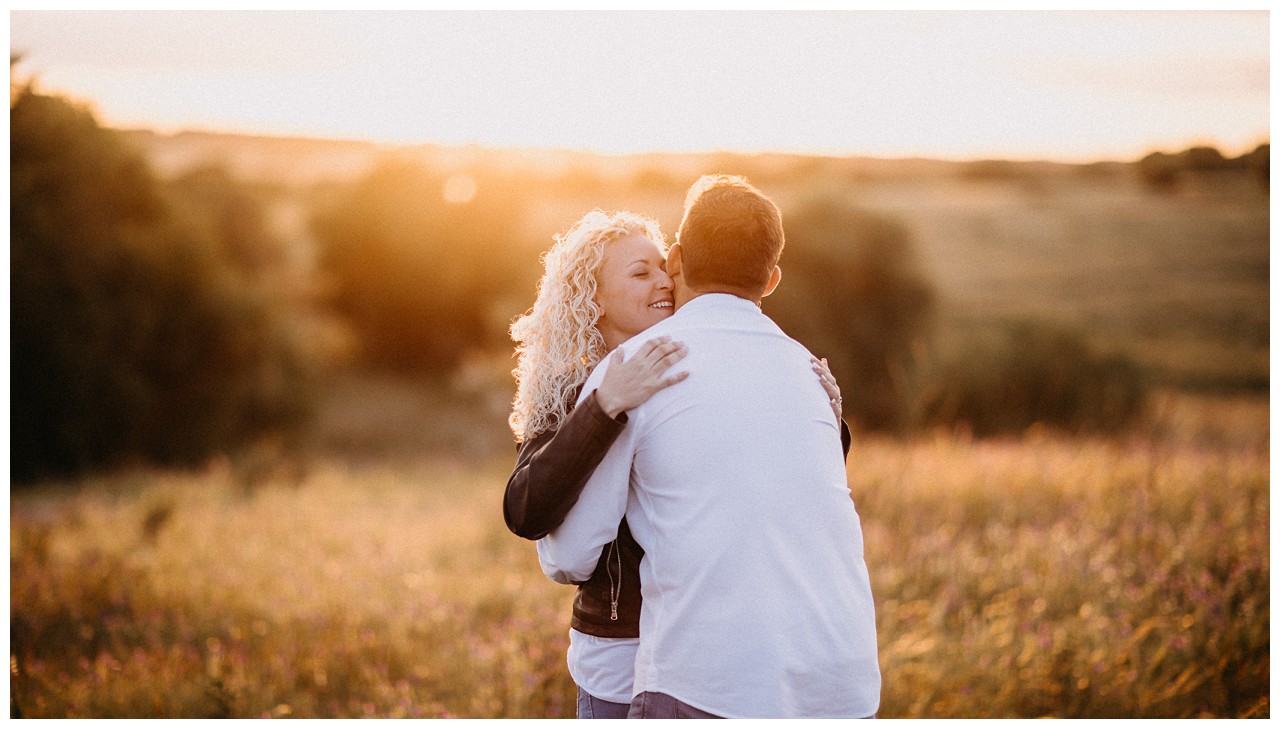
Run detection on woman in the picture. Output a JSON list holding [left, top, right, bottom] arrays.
[[504, 209, 849, 719]]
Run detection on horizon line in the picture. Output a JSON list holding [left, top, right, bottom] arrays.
[[115, 123, 1271, 167]]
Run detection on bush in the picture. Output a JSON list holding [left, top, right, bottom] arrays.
[[764, 194, 936, 432], [915, 321, 1149, 436], [10, 87, 318, 482], [1136, 143, 1269, 192], [309, 159, 534, 375], [1136, 151, 1181, 191], [1245, 143, 1269, 189], [166, 165, 325, 435], [1181, 145, 1228, 172]]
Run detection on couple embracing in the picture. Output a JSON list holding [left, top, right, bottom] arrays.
[[504, 175, 880, 719]]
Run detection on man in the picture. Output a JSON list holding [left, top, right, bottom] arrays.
[[538, 175, 881, 719]]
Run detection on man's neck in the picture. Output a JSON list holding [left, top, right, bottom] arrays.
[[673, 286, 761, 311]]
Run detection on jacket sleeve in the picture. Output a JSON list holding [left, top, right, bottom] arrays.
[[537, 409, 636, 585], [503, 390, 628, 540], [536, 356, 636, 585]]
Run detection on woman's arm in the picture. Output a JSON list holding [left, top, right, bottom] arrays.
[[537, 357, 640, 585], [504, 337, 689, 540], [814, 357, 853, 460], [504, 391, 626, 540]]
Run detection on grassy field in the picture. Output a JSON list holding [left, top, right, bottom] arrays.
[[9, 390, 1268, 718], [13, 136, 1269, 717]]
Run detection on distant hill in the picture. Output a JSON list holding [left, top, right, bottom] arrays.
[[117, 127, 1110, 189], [118, 128, 393, 185]]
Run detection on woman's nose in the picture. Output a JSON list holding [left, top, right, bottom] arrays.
[[657, 270, 673, 290]]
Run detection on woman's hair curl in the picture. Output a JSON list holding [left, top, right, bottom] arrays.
[[509, 210, 666, 441]]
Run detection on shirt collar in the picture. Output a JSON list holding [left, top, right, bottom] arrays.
[[676, 292, 761, 316]]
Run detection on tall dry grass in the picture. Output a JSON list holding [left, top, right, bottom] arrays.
[[9, 394, 1268, 718]]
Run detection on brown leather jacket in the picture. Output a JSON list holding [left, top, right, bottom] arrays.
[[504, 388, 853, 640]]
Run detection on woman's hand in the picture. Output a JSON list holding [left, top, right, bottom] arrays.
[[812, 357, 842, 421], [596, 337, 690, 418]]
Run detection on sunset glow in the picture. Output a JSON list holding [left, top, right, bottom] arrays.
[[9, 10, 1270, 161]]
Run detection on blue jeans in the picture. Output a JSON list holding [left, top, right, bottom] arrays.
[[577, 687, 631, 719], [626, 691, 876, 719], [628, 691, 723, 719]]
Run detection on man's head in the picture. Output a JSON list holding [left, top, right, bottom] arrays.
[[668, 175, 784, 305]]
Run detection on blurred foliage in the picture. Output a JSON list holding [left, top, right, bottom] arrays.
[[10, 85, 320, 483], [9, 406, 1269, 717], [765, 194, 936, 433], [765, 192, 1151, 437], [916, 321, 1150, 437], [1136, 151, 1181, 190], [169, 166, 288, 274], [308, 159, 536, 375], [1244, 143, 1270, 189], [1137, 143, 1269, 192], [9, 58, 1261, 484]]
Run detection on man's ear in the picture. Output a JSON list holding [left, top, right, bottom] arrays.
[[761, 265, 782, 298], [666, 243, 684, 280]]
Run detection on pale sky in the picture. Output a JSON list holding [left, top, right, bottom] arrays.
[[9, 9, 1271, 162]]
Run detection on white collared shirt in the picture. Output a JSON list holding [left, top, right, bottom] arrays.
[[539, 293, 881, 718]]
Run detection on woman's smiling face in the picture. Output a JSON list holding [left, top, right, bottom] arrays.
[[594, 234, 675, 350]]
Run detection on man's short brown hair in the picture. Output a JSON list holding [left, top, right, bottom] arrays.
[[676, 175, 785, 298]]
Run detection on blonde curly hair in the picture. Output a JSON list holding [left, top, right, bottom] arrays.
[[509, 210, 666, 442]]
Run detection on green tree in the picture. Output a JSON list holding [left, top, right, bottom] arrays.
[[1244, 143, 1269, 190], [309, 159, 533, 374], [1136, 150, 1181, 191], [1181, 145, 1227, 171], [764, 194, 936, 432], [10, 86, 316, 482], [915, 321, 1148, 436]]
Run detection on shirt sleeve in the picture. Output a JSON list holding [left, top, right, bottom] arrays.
[[502, 391, 628, 540], [537, 358, 637, 585]]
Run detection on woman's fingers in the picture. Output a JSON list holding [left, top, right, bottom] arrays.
[[654, 342, 688, 366], [636, 339, 687, 371], [814, 357, 843, 420], [635, 336, 673, 359], [812, 357, 841, 399], [651, 339, 683, 358], [632, 340, 688, 389]]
